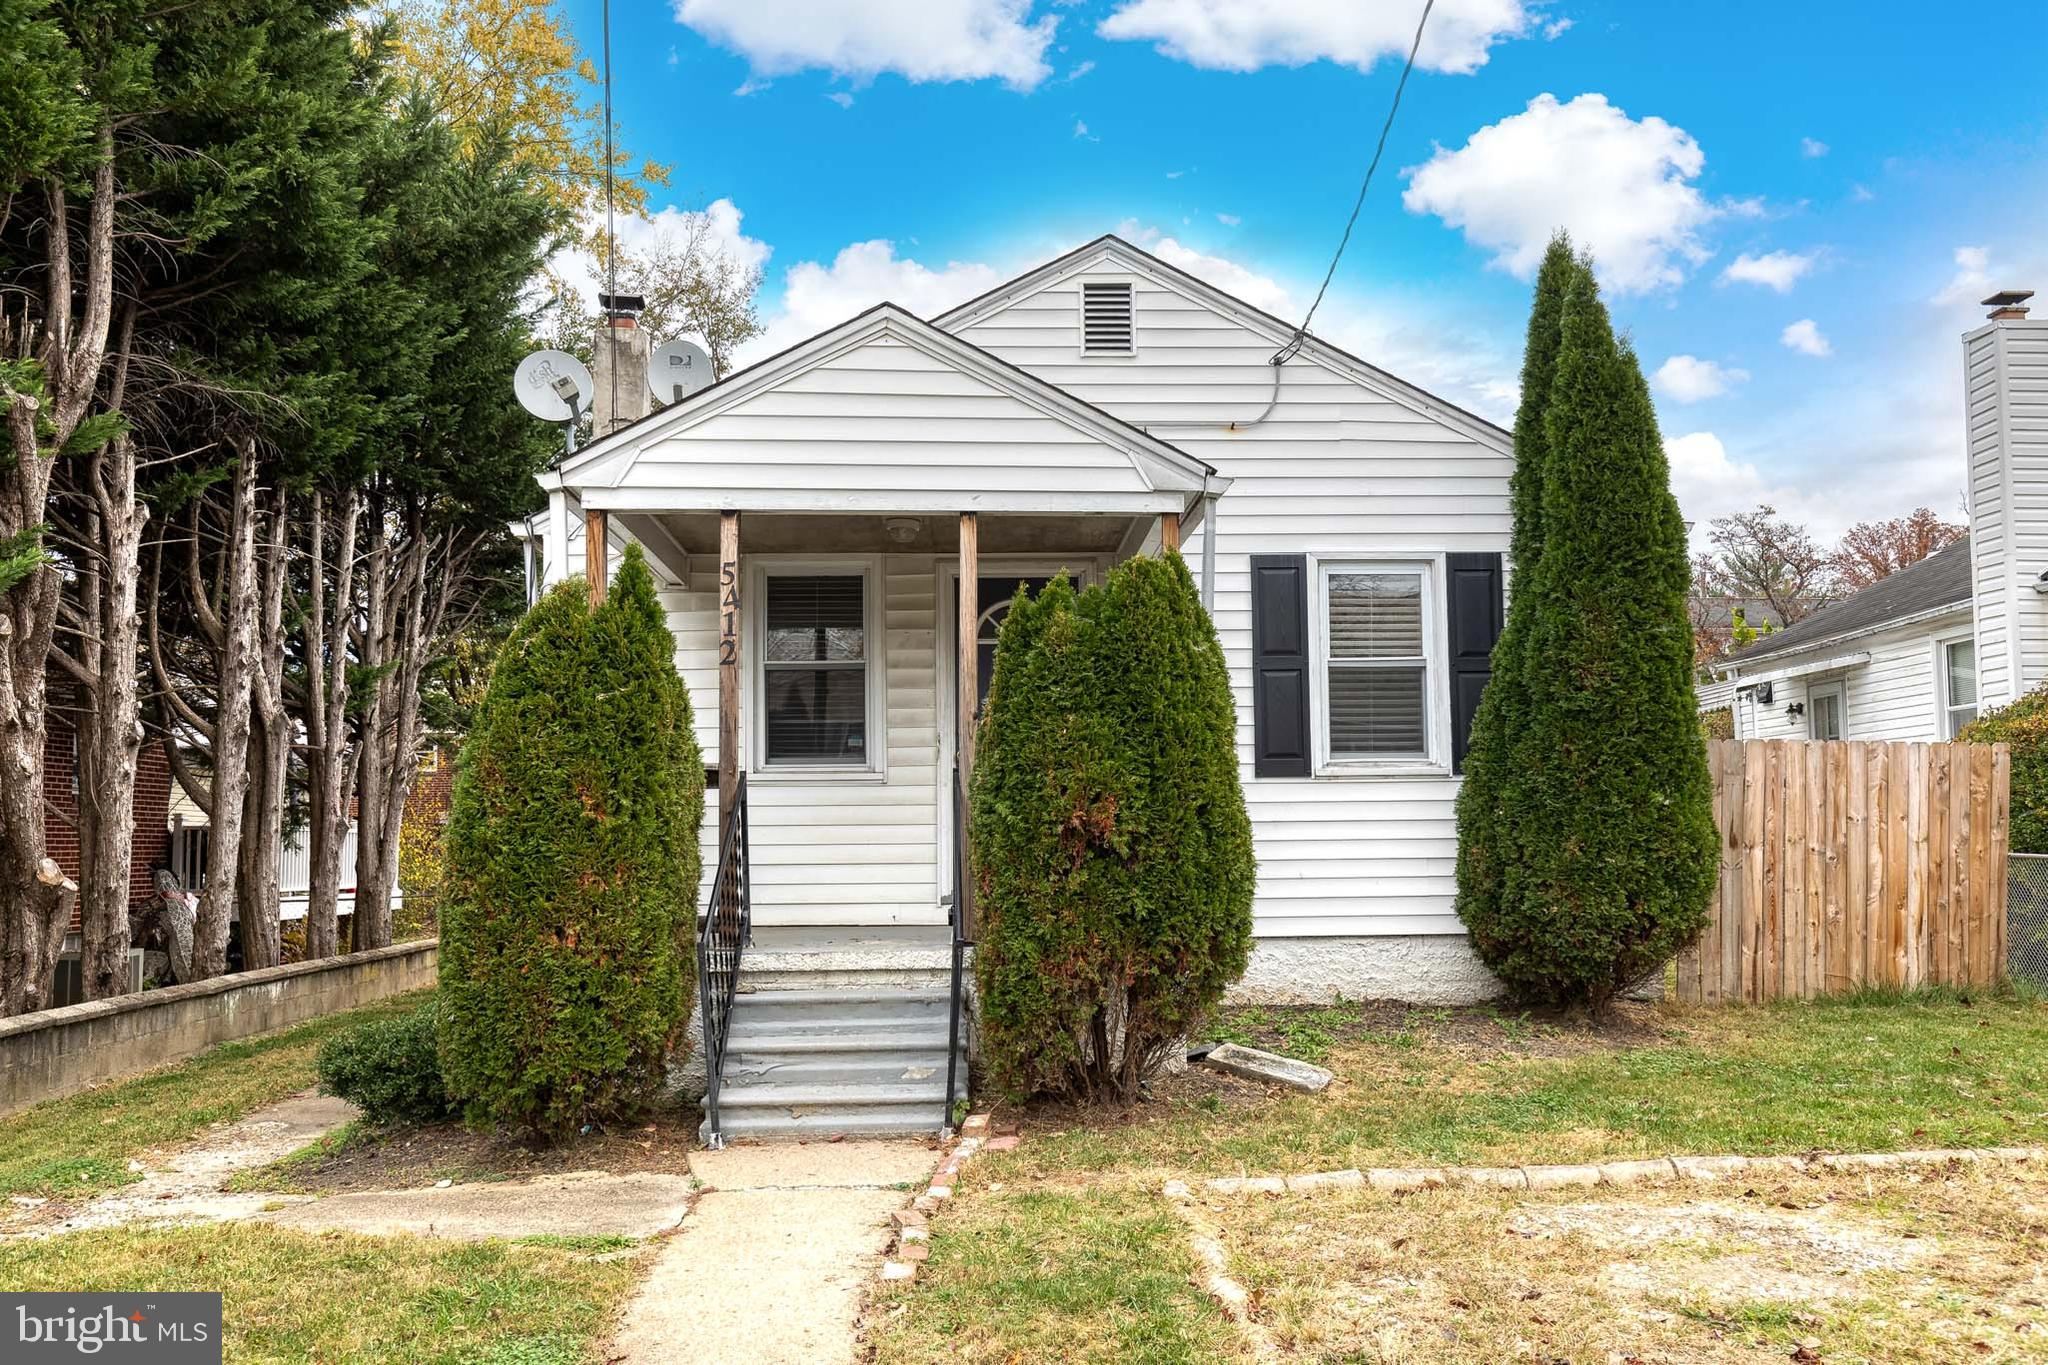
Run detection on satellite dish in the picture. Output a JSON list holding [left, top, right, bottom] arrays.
[[649, 338, 714, 405], [514, 350, 594, 423]]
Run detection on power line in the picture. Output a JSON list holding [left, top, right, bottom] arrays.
[[1273, 0, 1435, 365]]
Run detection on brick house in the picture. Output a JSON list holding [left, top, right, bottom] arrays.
[[42, 710, 173, 1002]]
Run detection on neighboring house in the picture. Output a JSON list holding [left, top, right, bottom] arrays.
[[1698, 291, 2046, 745], [166, 786, 395, 928], [529, 234, 1514, 1136], [42, 713, 173, 1002], [1702, 541, 1977, 742]]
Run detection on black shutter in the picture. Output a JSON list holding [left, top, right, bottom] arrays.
[[1445, 552, 1504, 774], [1250, 555, 1311, 778]]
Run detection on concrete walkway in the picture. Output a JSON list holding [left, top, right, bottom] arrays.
[[608, 1141, 939, 1365]]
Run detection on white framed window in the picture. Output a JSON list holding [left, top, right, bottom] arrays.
[[1313, 559, 1444, 771], [1807, 681, 1846, 740], [1939, 635, 1977, 738], [750, 561, 885, 774]]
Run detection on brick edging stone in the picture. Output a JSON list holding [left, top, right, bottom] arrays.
[[878, 1113, 1018, 1283]]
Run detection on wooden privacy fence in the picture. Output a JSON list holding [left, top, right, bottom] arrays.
[[1675, 739, 2009, 1004]]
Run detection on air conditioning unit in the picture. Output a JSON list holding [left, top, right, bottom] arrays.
[[127, 947, 146, 994]]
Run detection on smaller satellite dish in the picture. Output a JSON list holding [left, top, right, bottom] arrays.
[[649, 338, 714, 405], [514, 350, 594, 423]]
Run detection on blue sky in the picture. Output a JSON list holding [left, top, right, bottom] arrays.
[[555, 0, 2048, 543]]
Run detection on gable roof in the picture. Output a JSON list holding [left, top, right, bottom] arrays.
[[935, 234, 1514, 455], [1726, 539, 1974, 668], [555, 301, 1217, 502]]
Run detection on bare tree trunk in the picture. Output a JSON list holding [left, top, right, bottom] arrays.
[[350, 497, 391, 951], [236, 486, 288, 970], [301, 490, 358, 959], [0, 143, 119, 1016], [74, 313, 146, 1001], [194, 449, 259, 979]]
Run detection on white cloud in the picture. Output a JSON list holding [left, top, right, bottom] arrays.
[[1781, 319, 1831, 357], [1215, 211, 1241, 226], [1400, 93, 1719, 293], [1056, 58, 1095, 82], [1542, 15, 1572, 38], [1931, 245, 1994, 306], [548, 199, 772, 314], [740, 240, 1009, 362], [825, 90, 854, 107], [1800, 136, 1829, 158], [1720, 249, 1816, 293], [1098, 0, 1533, 75], [1665, 430, 1956, 550], [1851, 184, 1876, 203], [1653, 355, 1748, 403], [1073, 118, 1098, 141], [675, 0, 1058, 90]]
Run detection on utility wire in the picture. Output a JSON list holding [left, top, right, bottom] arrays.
[[1272, 0, 1435, 365]]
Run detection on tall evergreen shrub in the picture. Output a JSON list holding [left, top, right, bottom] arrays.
[[1456, 235, 1575, 946], [972, 554, 1254, 1101], [439, 545, 704, 1136], [1475, 259, 1716, 1006]]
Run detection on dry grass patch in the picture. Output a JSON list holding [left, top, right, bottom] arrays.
[[1212, 1160, 2048, 1363]]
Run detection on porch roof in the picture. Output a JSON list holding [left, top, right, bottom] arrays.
[[551, 303, 1220, 517]]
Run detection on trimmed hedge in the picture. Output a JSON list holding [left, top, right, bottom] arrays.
[[316, 1000, 452, 1127], [971, 553, 1254, 1102], [439, 545, 704, 1137], [1960, 690, 2048, 854], [1457, 249, 1717, 1008]]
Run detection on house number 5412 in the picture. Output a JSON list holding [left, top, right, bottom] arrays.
[[720, 563, 739, 666]]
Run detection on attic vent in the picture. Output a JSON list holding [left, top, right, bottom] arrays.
[[1082, 281, 1135, 354]]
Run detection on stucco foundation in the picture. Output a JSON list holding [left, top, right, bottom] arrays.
[[1230, 935, 1504, 1006]]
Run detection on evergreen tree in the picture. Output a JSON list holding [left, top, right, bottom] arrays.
[[972, 554, 1254, 1101], [439, 545, 704, 1136], [1483, 260, 1717, 1006], [1456, 235, 1575, 953]]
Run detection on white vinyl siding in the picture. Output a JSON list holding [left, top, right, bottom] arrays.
[[1723, 609, 1973, 742], [1963, 317, 2048, 711], [664, 559, 941, 928], [950, 259, 1510, 938]]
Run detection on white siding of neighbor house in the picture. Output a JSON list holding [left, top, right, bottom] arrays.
[[661, 563, 944, 928], [1720, 610, 1972, 743], [1966, 317, 2048, 712], [947, 258, 1511, 938]]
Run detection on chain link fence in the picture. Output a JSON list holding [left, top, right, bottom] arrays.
[[2008, 853, 2048, 992]]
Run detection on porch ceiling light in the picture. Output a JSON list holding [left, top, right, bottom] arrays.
[[884, 517, 923, 545]]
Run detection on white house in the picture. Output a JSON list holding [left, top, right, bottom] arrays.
[[1702, 289, 2047, 747], [1703, 540, 1977, 742], [532, 234, 1513, 1138]]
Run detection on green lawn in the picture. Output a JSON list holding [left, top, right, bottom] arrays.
[[0, 991, 428, 1202], [0, 1223, 643, 1365], [997, 990, 2048, 1178], [878, 991, 2048, 1364]]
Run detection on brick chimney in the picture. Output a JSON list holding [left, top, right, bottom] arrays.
[[1963, 288, 2047, 711], [589, 292, 651, 437]]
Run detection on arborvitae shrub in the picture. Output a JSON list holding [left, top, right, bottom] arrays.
[[1961, 692, 2048, 854], [439, 545, 704, 1136], [1456, 235, 1574, 952], [1471, 259, 1717, 1007], [972, 553, 1254, 1101], [317, 999, 452, 1127]]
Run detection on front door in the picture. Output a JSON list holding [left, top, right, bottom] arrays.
[[961, 575, 1054, 740]]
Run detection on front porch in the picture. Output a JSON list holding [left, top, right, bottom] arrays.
[[540, 304, 1220, 1140]]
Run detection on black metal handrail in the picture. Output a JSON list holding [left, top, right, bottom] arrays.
[[697, 772, 750, 1149], [944, 763, 971, 1134]]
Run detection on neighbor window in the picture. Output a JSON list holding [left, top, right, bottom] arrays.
[[1318, 563, 1434, 765], [762, 573, 869, 766], [1807, 683, 1845, 741], [1942, 638, 1977, 738]]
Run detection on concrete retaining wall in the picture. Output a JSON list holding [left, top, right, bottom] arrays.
[[1231, 935, 1504, 1006], [0, 940, 438, 1117]]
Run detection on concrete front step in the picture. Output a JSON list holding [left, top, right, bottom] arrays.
[[702, 972, 967, 1144]]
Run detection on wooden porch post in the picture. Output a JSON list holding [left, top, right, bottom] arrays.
[[718, 510, 741, 814], [957, 513, 979, 779], [1159, 510, 1180, 554], [585, 508, 609, 607]]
